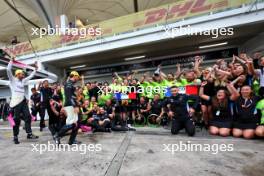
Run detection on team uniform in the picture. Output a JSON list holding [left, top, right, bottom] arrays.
[[30, 91, 41, 119], [91, 112, 111, 132], [39, 86, 53, 130], [163, 94, 198, 136], [55, 79, 80, 145], [49, 94, 63, 136], [7, 61, 38, 143], [137, 100, 149, 124], [209, 98, 233, 129], [233, 96, 261, 129]]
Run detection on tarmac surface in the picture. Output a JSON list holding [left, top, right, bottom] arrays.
[[0, 121, 263, 176]]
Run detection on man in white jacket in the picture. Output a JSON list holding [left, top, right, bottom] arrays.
[[7, 59, 39, 144]]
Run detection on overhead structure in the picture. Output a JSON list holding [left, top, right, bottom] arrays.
[[0, 0, 178, 44]]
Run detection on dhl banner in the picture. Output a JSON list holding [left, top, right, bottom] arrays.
[[2, 0, 256, 57]]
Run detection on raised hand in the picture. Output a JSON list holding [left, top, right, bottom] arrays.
[[201, 81, 207, 87]]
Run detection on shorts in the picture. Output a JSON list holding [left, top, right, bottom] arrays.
[[64, 106, 78, 125], [233, 121, 257, 130], [201, 99, 212, 106], [128, 102, 137, 112], [209, 120, 232, 129], [120, 105, 128, 113]]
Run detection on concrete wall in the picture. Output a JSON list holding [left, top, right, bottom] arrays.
[[0, 87, 11, 100], [240, 32, 264, 55]]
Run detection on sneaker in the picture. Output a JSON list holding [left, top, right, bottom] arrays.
[[27, 133, 39, 139], [128, 127, 136, 131], [54, 136, 61, 145], [13, 136, 20, 144]]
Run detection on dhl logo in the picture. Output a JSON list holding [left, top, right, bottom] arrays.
[[134, 0, 228, 27], [3, 43, 32, 56]]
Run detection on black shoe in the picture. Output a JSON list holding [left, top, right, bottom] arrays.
[[92, 128, 97, 133], [69, 140, 82, 145], [128, 127, 136, 131], [13, 136, 20, 144], [52, 133, 58, 141], [105, 128, 111, 133], [27, 133, 39, 139], [40, 127, 43, 132], [53, 135, 61, 145]]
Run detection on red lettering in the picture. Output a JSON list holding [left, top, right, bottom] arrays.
[[166, 1, 194, 19], [145, 9, 167, 24], [23, 43, 32, 52], [14, 44, 24, 55], [60, 35, 80, 43], [3, 48, 14, 56], [191, 0, 212, 13]]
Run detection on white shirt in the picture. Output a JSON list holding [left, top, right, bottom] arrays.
[[256, 69, 264, 87], [7, 61, 36, 107]]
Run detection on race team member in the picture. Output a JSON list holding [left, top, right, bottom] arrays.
[[199, 81, 240, 137], [148, 94, 164, 124], [54, 71, 81, 145], [49, 93, 63, 138], [136, 96, 149, 124], [30, 87, 41, 120], [7, 59, 39, 144], [163, 86, 199, 136], [37, 80, 53, 131]]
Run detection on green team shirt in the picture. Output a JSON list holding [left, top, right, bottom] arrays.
[[253, 80, 260, 96], [61, 87, 65, 105], [139, 81, 153, 99], [98, 93, 113, 106], [83, 88, 89, 100], [150, 81, 166, 99], [180, 78, 201, 86], [81, 107, 89, 121], [162, 79, 174, 87], [256, 99, 264, 125]]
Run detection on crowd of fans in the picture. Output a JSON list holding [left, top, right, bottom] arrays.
[[2, 52, 264, 140]]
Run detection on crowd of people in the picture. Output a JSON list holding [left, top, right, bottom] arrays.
[[4, 51, 264, 144]]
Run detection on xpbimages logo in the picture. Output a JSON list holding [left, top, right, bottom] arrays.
[[163, 141, 234, 155], [163, 25, 234, 39], [31, 141, 102, 155], [31, 25, 102, 38]]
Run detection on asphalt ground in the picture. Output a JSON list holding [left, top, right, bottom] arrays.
[[0, 121, 263, 176]]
